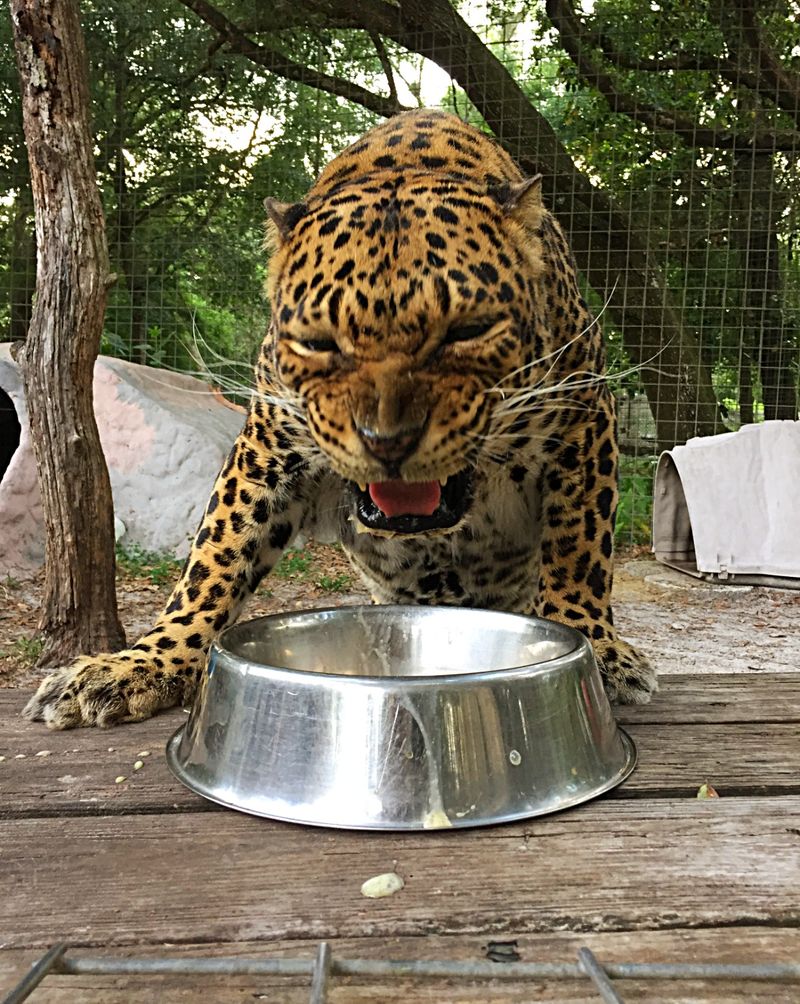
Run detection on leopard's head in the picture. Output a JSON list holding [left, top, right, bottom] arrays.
[[263, 174, 546, 535]]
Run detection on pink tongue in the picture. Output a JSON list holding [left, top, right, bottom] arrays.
[[368, 480, 442, 518]]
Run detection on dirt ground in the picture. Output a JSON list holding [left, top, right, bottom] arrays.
[[1, 544, 798, 692]]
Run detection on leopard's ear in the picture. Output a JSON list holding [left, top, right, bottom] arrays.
[[490, 175, 543, 230], [264, 198, 308, 246], [506, 176, 544, 230]]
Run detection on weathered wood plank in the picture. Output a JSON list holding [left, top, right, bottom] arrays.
[[2, 929, 799, 1003], [2, 703, 799, 817], [615, 672, 800, 725], [619, 723, 800, 797], [1, 799, 798, 950]]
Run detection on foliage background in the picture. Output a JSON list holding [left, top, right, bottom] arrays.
[[1, 0, 798, 542]]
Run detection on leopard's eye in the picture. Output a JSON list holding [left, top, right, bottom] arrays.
[[442, 320, 497, 346], [304, 339, 339, 353], [290, 338, 340, 355]]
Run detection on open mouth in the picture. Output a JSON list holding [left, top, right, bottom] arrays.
[[352, 469, 473, 534]]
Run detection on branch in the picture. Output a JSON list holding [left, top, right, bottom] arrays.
[[369, 31, 398, 107], [177, 0, 409, 119], [598, 30, 800, 127], [545, 0, 800, 152], [737, 0, 800, 129]]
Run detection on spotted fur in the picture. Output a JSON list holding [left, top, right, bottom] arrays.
[[25, 110, 655, 729]]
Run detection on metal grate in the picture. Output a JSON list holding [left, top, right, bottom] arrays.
[[4, 942, 799, 1004]]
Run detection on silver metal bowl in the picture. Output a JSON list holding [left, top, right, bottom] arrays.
[[166, 606, 636, 829]]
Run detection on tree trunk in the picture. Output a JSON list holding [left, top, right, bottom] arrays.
[[368, 0, 724, 447], [721, 13, 799, 421], [736, 155, 798, 421], [10, 0, 126, 665]]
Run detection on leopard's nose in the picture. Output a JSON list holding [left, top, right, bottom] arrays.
[[356, 425, 423, 465]]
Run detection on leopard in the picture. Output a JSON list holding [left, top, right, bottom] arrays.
[[24, 109, 656, 729]]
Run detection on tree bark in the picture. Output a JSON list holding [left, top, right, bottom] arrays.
[[10, 0, 126, 664]]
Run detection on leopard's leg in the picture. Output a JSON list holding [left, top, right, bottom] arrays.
[[24, 404, 311, 729], [535, 395, 656, 704]]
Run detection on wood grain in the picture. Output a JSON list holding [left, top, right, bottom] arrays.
[[614, 671, 800, 724], [2, 799, 798, 950]]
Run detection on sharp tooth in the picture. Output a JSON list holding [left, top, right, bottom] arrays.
[[438, 477, 448, 487], [357, 482, 367, 492]]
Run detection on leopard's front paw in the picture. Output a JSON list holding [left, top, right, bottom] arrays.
[[22, 652, 200, 729], [592, 637, 657, 705]]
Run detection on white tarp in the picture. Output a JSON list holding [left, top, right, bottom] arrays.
[[652, 420, 800, 588]]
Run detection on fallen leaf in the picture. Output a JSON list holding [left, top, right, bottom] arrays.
[[697, 783, 720, 799]]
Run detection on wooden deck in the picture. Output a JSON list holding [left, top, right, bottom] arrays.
[[1, 674, 799, 1002]]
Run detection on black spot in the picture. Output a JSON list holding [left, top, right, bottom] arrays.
[[156, 636, 178, 651], [170, 613, 195, 626], [207, 491, 219, 515], [587, 561, 607, 600], [195, 527, 210, 548], [558, 445, 580, 471], [510, 465, 526, 483], [333, 231, 351, 249], [433, 206, 459, 225], [328, 287, 343, 327], [166, 594, 184, 614], [288, 252, 308, 277], [253, 499, 270, 523], [185, 633, 204, 649], [189, 561, 210, 583], [222, 477, 238, 506], [427, 250, 446, 268], [597, 486, 614, 520], [374, 154, 396, 168], [418, 572, 441, 593], [334, 260, 355, 281], [269, 522, 294, 550], [421, 155, 447, 169], [470, 262, 499, 286], [426, 232, 446, 250]]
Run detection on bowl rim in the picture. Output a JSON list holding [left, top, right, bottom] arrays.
[[210, 605, 594, 689]]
